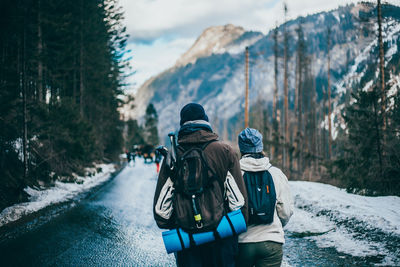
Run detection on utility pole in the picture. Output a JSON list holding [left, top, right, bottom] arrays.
[[245, 46, 249, 128]]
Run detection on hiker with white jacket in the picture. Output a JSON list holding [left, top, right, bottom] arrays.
[[236, 128, 294, 267]]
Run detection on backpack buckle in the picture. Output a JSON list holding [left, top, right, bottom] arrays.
[[196, 221, 203, 229]]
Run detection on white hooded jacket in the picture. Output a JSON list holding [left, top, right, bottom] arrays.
[[239, 155, 294, 244]]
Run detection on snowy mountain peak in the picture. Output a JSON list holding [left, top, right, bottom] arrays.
[[128, 24, 263, 122], [175, 24, 256, 67]]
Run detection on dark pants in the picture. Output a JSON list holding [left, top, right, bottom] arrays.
[[176, 235, 238, 267], [237, 241, 283, 267]]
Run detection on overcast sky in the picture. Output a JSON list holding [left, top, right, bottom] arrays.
[[118, 0, 393, 92]]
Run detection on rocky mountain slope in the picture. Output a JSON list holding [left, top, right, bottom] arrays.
[[128, 3, 400, 141]]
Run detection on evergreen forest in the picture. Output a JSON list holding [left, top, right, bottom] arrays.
[[0, 0, 129, 210]]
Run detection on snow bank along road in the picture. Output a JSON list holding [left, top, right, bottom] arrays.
[[286, 181, 400, 266], [0, 159, 399, 266], [0, 163, 116, 228]]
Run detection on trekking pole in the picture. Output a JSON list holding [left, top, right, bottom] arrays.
[[168, 132, 178, 175], [168, 132, 177, 163]]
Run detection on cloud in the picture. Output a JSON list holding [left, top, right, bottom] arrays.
[[120, 0, 280, 42], [119, 0, 399, 89], [120, 0, 364, 43], [124, 37, 195, 91]]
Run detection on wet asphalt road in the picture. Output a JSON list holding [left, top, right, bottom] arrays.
[[0, 160, 383, 266]]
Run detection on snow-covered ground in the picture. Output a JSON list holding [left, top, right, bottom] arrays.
[[1, 158, 399, 265], [0, 163, 117, 228], [286, 181, 400, 266]]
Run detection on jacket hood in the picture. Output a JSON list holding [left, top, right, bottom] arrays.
[[240, 156, 271, 172], [177, 129, 219, 145]]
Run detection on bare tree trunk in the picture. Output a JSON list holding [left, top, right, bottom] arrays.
[[272, 25, 279, 160], [296, 23, 304, 174], [293, 40, 299, 174], [327, 27, 332, 159], [322, 86, 327, 159], [23, 82, 28, 179], [298, 75, 303, 174], [373, 88, 384, 179], [283, 3, 289, 171], [37, 0, 43, 102], [73, 57, 77, 103], [79, 0, 85, 117], [245, 46, 249, 128], [312, 70, 317, 172], [295, 50, 299, 117], [377, 0, 385, 128], [22, 20, 28, 179]]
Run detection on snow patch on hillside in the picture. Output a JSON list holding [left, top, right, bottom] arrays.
[[224, 35, 263, 55], [0, 163, 116, 228], [387, 72, 400, 109], [329, 19, 400, 140], [336, 20, 400, 96]]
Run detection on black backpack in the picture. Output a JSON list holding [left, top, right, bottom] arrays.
[[172, 141, 225, 233], [243, 169, 276, 224]]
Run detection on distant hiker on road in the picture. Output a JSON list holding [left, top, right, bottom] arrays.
[[236, 128, 294, 267], [153, 103, 248, 267], [154, 149, 162, 173], [131, 150, 136, 164], [126, 150, 132, 166]]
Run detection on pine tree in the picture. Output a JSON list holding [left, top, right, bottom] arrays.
[[126, 119, 144, 149], [144, 103, 159, 146], [334, 88, 385, 194], [0, 0, 129, 209]]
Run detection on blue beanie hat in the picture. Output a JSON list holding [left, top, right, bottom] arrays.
[[180, 103, 209, 126], [238, 128, 263, 154]]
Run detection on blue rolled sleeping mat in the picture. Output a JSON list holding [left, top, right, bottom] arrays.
[[162, 209, 247, 254]]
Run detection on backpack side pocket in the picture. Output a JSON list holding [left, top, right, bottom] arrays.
[[225, 171, 245, 211], [155, 177, 175, 220]]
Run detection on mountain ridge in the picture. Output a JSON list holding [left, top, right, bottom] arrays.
[[127, 3, 400, 141]]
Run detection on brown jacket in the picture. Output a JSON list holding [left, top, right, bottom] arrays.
[[153, 129, 248, 229]]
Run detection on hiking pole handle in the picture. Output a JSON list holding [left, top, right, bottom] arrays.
[[155, 145, 168, 158], [168, 132, 177, 163]]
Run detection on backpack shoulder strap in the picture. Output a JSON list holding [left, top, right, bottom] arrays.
[[178, 139, 217, 151], [200, 139, 217, 150], [199, 139, 218, 174], [199, 140, 225, 190]]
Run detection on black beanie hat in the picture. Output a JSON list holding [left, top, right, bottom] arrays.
[[180, 103, 209, 126]]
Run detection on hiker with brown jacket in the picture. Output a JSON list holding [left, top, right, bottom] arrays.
[[153, 103, 248, 267]]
